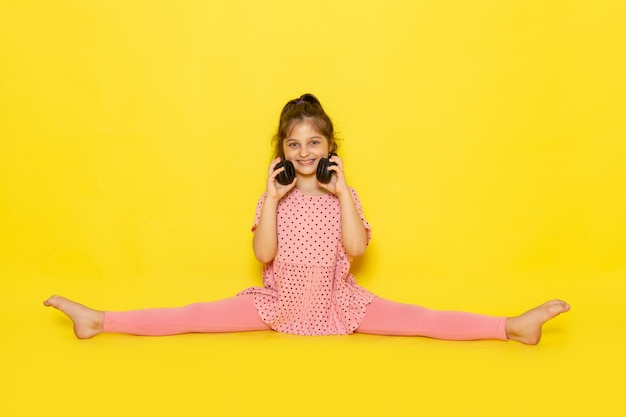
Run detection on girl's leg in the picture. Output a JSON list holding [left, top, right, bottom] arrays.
[[44, 294, 270, 338], [355, 297, 570, 344], [355, 297, 508, 341]]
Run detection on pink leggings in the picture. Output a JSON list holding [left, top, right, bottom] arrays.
[[104, 295, 508, 341]]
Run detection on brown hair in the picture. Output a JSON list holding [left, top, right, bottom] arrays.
[[272, 94, 337, 159]]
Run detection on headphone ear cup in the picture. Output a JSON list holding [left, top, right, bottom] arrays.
[[316, 156, 336, 184], [275, 160, 295, 185]]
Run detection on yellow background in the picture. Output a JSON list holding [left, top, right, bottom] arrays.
[[1, 1, 624, 415]]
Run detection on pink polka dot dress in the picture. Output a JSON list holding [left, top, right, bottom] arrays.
[[238, 187, 376, 335]]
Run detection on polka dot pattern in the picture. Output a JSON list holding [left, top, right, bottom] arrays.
[[238, 188, 375, 335]]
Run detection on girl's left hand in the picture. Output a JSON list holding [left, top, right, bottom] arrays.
[[318, 154, 350, 196]]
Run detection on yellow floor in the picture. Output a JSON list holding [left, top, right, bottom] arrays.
[[2, 268, 623, 416]]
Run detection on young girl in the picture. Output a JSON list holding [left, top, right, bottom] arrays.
[[44, 94, 570, 344]]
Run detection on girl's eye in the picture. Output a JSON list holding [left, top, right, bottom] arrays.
[[310, 140, 320, 145], [288, 142, 298, 147]]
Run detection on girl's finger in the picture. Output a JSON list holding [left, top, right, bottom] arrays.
[[268, 157, 282, 175]]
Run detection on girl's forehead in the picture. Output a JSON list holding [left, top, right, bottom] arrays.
[[286, 120, 325, 139]]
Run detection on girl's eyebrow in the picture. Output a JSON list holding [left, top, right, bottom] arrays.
[[286, 135, 324, 141]]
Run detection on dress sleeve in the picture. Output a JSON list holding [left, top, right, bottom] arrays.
[[349, 187, 372, 243], [251, 193, 267, 233]]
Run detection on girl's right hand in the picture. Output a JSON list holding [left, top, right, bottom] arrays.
[[266, 157, 297, 200]]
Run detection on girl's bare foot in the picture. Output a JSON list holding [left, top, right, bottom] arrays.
[[505, 300, 570, 345], [44, 295, 104, 339]]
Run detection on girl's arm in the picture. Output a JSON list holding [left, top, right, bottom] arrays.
[[252, 195, 280, 263], [253, 158, 296, 263], [320, 155, 368, 258], [337, 190, 368, 258]]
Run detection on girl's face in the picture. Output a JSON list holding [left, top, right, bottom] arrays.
[[283, 120, 331, 178]]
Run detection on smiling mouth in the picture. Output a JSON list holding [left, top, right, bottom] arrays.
[[296, 159, 316, 166]]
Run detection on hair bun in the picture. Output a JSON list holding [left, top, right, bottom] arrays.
[[297, 94, 320, 106]]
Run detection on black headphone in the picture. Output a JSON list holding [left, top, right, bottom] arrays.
[[275, 153, 337, 185]]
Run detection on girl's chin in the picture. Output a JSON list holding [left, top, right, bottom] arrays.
[[296, 161, 317, 169], [295, 164, 318, 174], [295, 170, 317, 179]]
